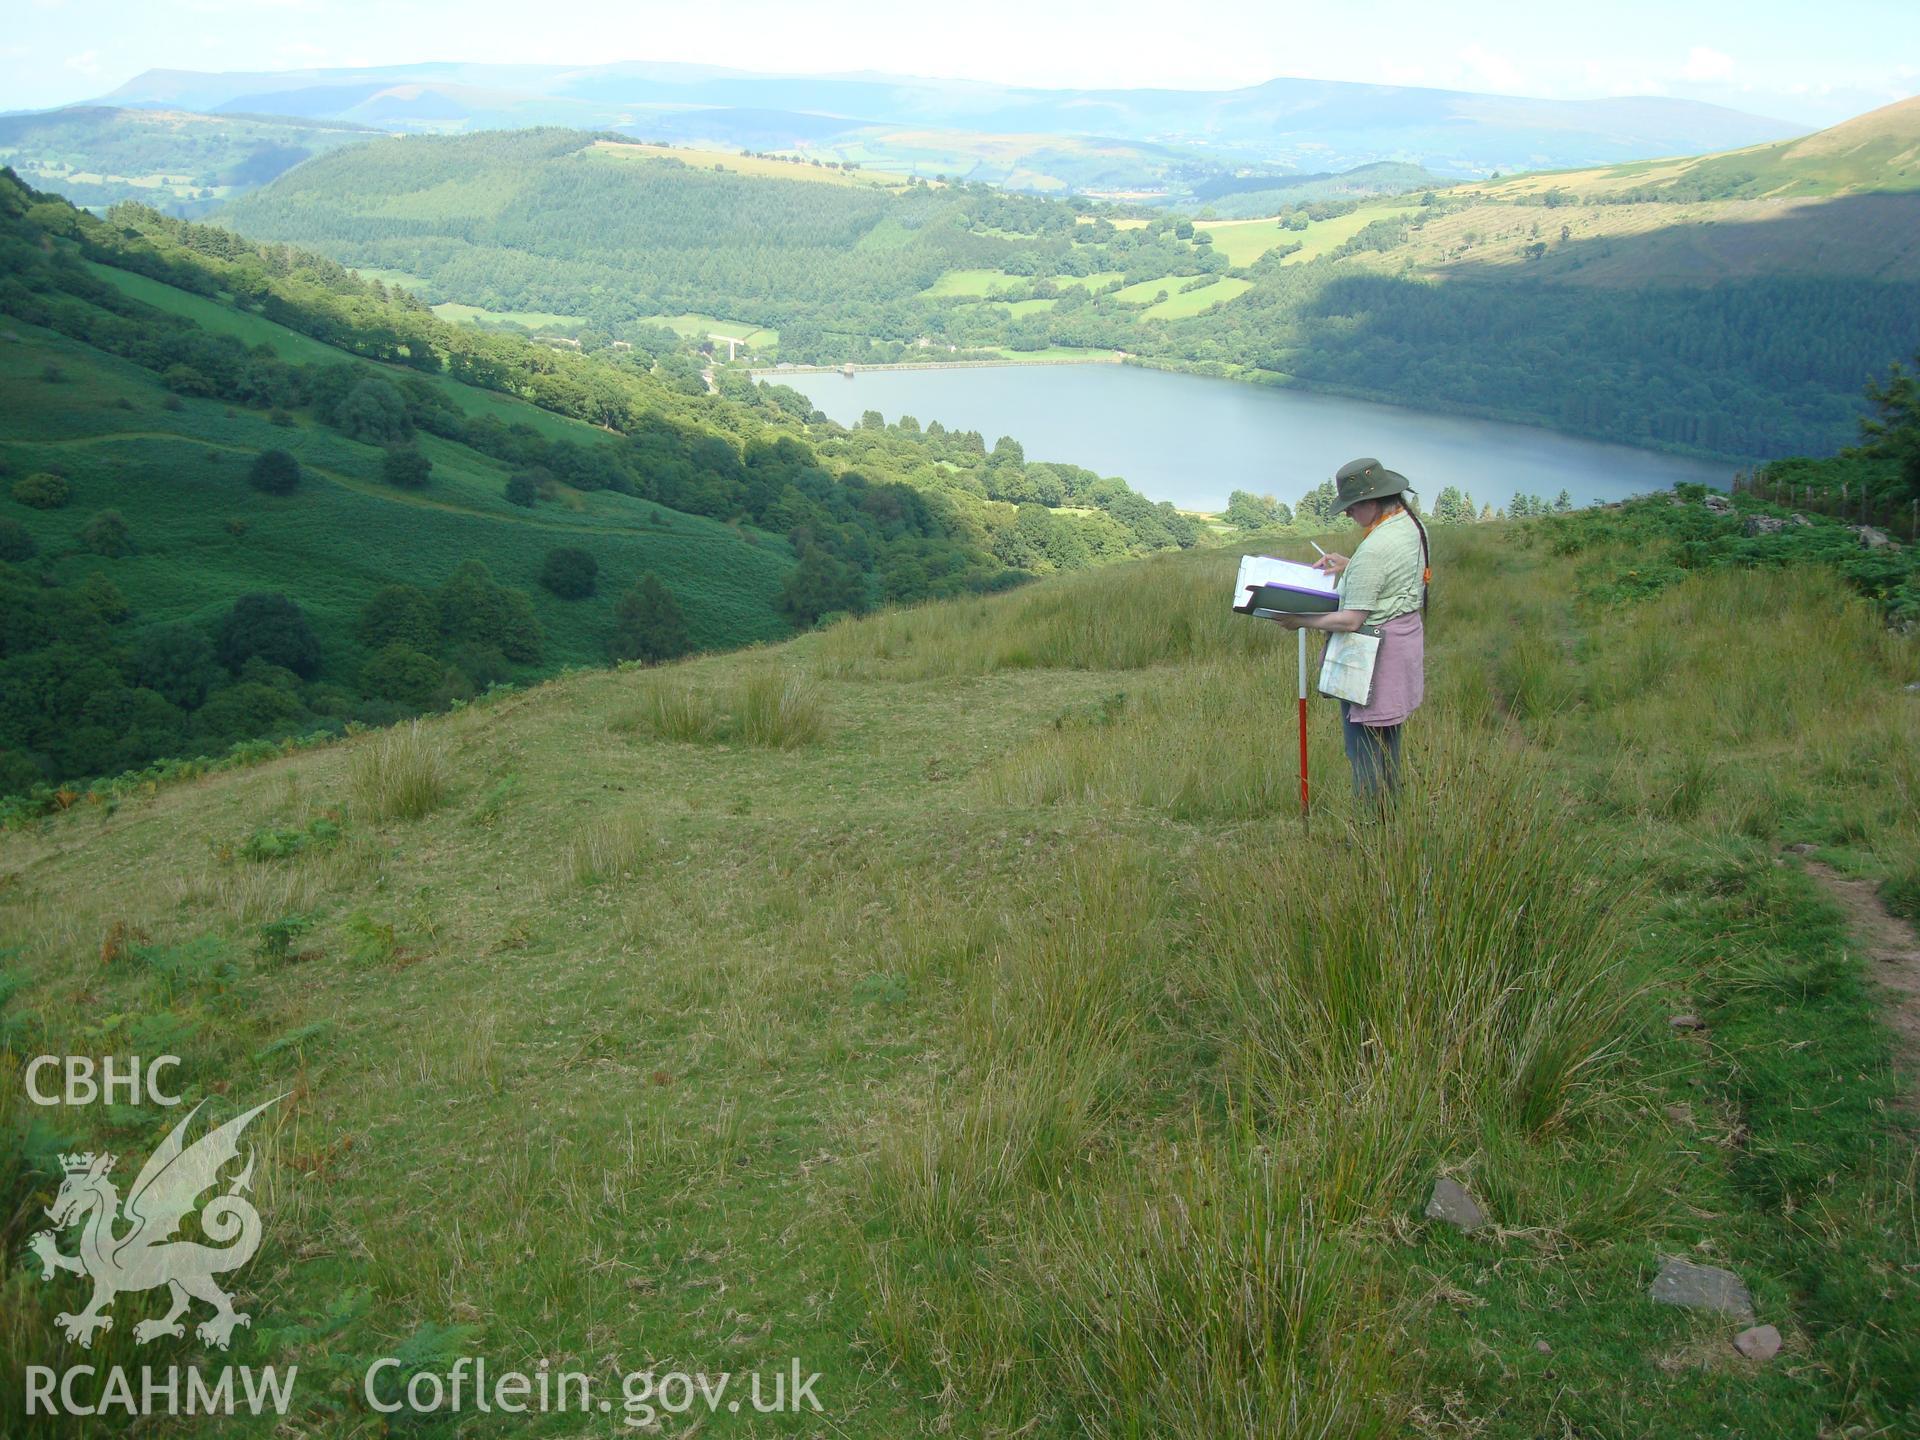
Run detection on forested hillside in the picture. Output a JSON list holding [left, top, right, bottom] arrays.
[[0, 170, 1195, 803], [218, 130, 1165, 351], [214, 113, 1920, 461]]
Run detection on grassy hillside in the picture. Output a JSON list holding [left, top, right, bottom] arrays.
[[0, 107, 378, 217], [2, 511, 1915, 1435], [1474, 93, 1920, 204], [0, 310, 793, 666], [0, 170, 1215, 801]]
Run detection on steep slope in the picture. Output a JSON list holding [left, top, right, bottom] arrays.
[[0, 171, 1206, 797], [1475, 92, 1920, 203]]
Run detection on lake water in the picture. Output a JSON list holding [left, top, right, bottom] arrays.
[[774, 363, 1736, 512]]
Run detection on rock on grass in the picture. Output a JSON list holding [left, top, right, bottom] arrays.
[[1425, 1176, 1487, 1232], [1649, 1257, 1755, 1320], [1733, 1324, 1782, 1361]]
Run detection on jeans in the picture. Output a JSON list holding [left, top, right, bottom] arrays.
[[1340, 701, 1403, 806]]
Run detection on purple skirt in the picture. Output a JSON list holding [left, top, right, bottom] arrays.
[[1348, 612, 1424, 727]]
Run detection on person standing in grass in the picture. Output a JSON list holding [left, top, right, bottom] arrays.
[[1269, 457, 1430, 806]]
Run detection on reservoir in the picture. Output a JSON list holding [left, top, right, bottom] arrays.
[[774, 363, 1737, 512]]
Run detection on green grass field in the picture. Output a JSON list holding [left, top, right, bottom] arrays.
[[1278, 203, 1423, 265], [430, 301, 587, 331], [85, 263, 352, 369], [1111, 274, 1190, 304], [639, 313, 780, 348], [1193, 217, 1302, 265], [2, 521, 1914, 1435], [0, 313, 795, 672], [961, 296, 1059, 318], [1139, 275, 1253, 319]]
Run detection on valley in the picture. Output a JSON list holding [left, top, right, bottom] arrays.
[[197, 100, 1920, 462], [2, 31, 1919, 1438]]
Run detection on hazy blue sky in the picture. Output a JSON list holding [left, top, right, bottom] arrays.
[[5, 0, 1916, 125]]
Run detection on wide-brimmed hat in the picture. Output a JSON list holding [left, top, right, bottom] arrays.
[[1330, 457, 1411, 516]]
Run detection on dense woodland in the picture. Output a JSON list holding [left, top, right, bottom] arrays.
[[0, 169, 1196, 801], [218, 129, 1920, 461]]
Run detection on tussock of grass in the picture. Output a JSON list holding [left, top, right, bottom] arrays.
[[620, 679, 721, 743], [734, 669, 827, 748], [564, 812, 654, 888], [861, 740, 1639, 1431], [349, 720, 448, 821], [1192, 729, 1638, 1140], [615, 668, 826, 748]]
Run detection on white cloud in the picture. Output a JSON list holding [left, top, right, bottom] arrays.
[[1681, 46, 1735, 83], [1379, 61, 1427, 87], [63, 48, 100, 76], [1458, 43, 1524, 93]]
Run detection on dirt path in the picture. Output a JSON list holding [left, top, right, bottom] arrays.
[[1803, 859, 1920, 1106]]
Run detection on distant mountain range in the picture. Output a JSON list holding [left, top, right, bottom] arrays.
[[79, 60, 1805, 194]]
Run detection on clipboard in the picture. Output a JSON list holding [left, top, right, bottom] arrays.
[[1231, 555, 1339, 617]]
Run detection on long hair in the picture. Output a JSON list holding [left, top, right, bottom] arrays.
[[1384, 493, 1432, 615]]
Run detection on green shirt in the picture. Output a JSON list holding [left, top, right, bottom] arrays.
[[1337, 510, 1426, 623]]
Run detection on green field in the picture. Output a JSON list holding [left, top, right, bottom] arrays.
[[1139, 275, 1253, 319], [1112, 274, 1196, 304], [639, 313, 781, 348], [2, 521, 1915, 1435], [352, 269, 596, 333], [1278, 203, 1423, 264], [430, 301, 587, 331], [85, 263, 353, 369], [1193, 217, 1303, 265], [962, 296, 1059, 318]]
